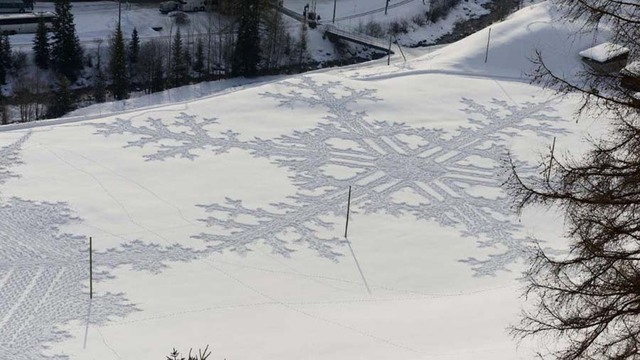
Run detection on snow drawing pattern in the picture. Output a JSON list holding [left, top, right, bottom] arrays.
[[93, 76, 566, 276], [0, 135, 203, 359]]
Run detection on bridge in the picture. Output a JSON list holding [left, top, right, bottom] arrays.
[[322, 24, 394, 54], [267, 2, 395, 55]]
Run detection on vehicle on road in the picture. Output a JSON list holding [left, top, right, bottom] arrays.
[[159, 0, 181, 14], [0, 11, 54, 34], [160, 0, 206, 14], [180, 0, 207, 12], [0, 0, 33, 14]]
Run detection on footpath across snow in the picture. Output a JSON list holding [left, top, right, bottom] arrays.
[[0, 2, 607, 359]]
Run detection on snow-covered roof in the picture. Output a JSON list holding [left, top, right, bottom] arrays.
[[579, 42, 629, 63]]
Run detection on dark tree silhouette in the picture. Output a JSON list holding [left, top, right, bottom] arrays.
[[509, 1, 640, 359], [50, 0, 83, 82], [129, 27, 140, 64], [170, 28, 188, 87], [47, 76, 74, 118], [33, 17, 50, 69], [0, 35, 10, 84], [232, 0, 262, 77], [109, 25, 129, 100]]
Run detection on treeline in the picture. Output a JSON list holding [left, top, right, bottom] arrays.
[[1, 0, 311, 123]]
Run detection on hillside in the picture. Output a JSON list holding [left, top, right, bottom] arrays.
[[0, 2, 607, 359]]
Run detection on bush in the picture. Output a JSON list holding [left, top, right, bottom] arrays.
[[166, 345, 211, 360], [11, 51, 27, 71], [359, 20, 385, 38], [171, 11, 189, 25], [412, 13, 428, 27], [389, 19, 409, 35]]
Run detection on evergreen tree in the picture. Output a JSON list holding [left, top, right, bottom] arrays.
[[232, 0, 261, 77], [1, 34, 11, 71], [193, 38, 205, 78], [128, 27, 140, 64], [0, 36, 7, 84], [298, 20, 308, 68], [47, 76, 74, 118], [33, 17, 50, 69], [93, 50, 106, 103], [170, 28, 188, 87], [51, 0, 83, 82], [0, 52, 5, 85], [109, 26, 129, 100]]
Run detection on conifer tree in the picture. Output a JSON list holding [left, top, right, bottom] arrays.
[[0, 36, 6, 85], [193, 38, 205, 79], [94, 48, 106, 103], [109, 25, 129, 100], [47, 76, 74, 118], [298, 20, 308, 68], [170, 28, 188, 87], [0, 35, 12, 84], [50, 0, 83, 82], [128, 27, 140, 64], [33, 17, 50, 69], [232, 0, 261, 77], [1, 34, 11, 71]]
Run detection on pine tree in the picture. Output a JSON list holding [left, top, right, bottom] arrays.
[[109, 26, 129, 100], [193, 38, 205, 78], [94, 49, 106, 103], [298, 20, 308, 68], [0, 37, 5, 85], [170, 28, 188, 87], [33, 17, 50, 69], [1, 34, 11, 71], [232, 0, 261, 77], [47, 76, 74, 118], [0, 35, 13, 84], [128, 27, 140, 64], [50, 0, 83, 82]]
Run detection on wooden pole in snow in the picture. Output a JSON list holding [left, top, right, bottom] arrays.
[[387, 36, 393, 65], [484, 27, 492, 63], [89, 237, 93, 299], [344, 186, 352, 238]]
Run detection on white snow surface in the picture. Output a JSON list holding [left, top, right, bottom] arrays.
[[0, 2, 609, 360]]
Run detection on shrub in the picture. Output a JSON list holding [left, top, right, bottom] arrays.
[[412, 13, 428, 27], [166, 345, 212, 360], [361, 20, 385, 38], [389, 19, 409, 35]]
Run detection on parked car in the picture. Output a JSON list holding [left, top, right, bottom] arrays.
[[159, 0, 181, 14], [160, 0, 206, 14]]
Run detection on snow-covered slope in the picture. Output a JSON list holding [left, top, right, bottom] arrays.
[[0, 2, 601, 359]]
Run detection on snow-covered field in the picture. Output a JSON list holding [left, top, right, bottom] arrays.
[[0, 2, 610, 359]]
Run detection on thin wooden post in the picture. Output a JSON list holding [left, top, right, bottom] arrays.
[[484, 27, 492, 63], [89, 236, 93, 299], [394, 36, 407, 62], [344, 186, 352, 238], [387, 36, 392, 65], [332, 0, 337, 23], [547, 137, 556, 181]]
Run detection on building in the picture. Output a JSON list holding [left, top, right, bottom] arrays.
[[579, 42, 630, 74]]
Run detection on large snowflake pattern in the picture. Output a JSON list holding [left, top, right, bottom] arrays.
[[93, 76, 567, 275], [0, 135, 203, 359]]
